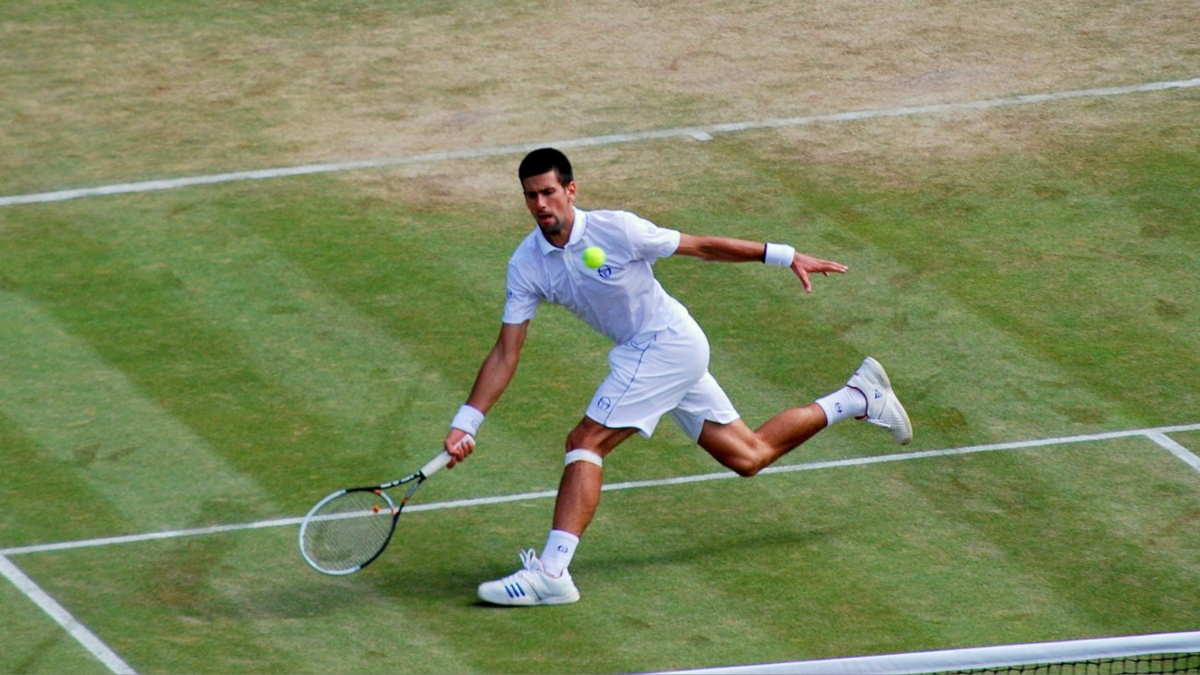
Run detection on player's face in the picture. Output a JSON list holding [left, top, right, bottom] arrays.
[[522, 171, 576, 242]]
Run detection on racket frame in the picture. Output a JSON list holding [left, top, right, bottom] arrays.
[[299, 451, 452, 575]]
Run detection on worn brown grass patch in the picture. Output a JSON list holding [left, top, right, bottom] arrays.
[[2, 0, 1197, 195]]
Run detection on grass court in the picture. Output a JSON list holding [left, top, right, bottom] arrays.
[[2, 1, 1198, 673]]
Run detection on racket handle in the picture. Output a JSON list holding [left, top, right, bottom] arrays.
[[419, 451, 453, 479]]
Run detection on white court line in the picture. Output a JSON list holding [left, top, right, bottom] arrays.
[[0, 553, 137, 674], [4, 423, 1199, 558], [1146, 431, 1200, 472], [1, 77, 1197, 208]]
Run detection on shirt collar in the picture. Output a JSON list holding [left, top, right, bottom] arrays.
[[535, 207, 587, 255]]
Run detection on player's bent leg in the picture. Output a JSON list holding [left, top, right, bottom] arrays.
[[698, 405, 828, 476], [698, 419, 770, 477], [554, 418, 637, 535], [478, 418, 636, 607]]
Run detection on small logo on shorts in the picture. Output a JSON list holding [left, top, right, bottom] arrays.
[[597, 396, 613, 411], [597, 265, 613, 279]]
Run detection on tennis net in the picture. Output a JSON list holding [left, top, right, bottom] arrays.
[[664, 631, 1200, 675]]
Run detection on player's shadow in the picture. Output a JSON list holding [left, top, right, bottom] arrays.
[[372, 523, 841, 608], [588, 524, 841, 572], [257, 523, 841, 614]]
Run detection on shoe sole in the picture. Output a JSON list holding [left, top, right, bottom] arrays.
[[478, 592, 580, 606], [477, 582, 580, 606]]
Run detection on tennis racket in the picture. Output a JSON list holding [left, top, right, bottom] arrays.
[[298, 450, 453, 575]]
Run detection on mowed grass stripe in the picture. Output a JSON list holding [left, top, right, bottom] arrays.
[[0, 203, 360, 511], [97, 190, 451, 471], [680, 474, 1078, 662], [0, 409, 130, 548], [0, 291, 265, 532], [897, 440, 1200, 634], [584, 476, 831, 672], [809, 121, 1200, 428]]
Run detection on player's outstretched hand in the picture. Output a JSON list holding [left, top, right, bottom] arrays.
[[790, 252, 848, 293], [443, 428, 476, 467]]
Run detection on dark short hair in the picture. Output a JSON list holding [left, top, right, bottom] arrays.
[[518, 148, 573, 185]]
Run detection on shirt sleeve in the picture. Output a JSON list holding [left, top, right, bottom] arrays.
[[502, 259, 542, 325], [625, 212, 681, 262]]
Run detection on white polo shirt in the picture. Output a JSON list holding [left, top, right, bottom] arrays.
[[503, 207, 692, 345]]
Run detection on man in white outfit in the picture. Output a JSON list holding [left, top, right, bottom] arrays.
[[443, 148, 912, 606]]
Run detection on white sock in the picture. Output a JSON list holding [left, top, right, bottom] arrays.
[[815, 386, 868, 425], [540, 529, 580, 578]]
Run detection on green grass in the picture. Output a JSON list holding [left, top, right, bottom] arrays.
[[3, 120, 1199, 673], [7, 440, 1200, 673], [2, 1, 1199, 673]]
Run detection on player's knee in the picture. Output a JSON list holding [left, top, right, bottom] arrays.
[[728, 457, 765, 478], [709, 450, 765, 477], [703, 439, 770, 477], [564, 427, 596, 454]]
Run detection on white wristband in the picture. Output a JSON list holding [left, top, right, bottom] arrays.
[[451, 404, 485, 435], [764, 243, 796, 267]]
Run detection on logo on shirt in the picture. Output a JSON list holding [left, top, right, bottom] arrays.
[[597, 265, 613, 279]]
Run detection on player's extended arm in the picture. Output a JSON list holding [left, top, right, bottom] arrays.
[[443, 320, 529, 464], [674, 233, 848, 293]]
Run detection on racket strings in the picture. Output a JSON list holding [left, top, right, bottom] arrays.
[[301, 490, 396, 573]]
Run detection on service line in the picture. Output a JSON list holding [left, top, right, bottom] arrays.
[[5, 422, 1198, 558]]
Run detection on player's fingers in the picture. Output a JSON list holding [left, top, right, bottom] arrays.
[[794, 265, 814, 293], [453, 433, 476, 455], [443, 432, 474, 467]]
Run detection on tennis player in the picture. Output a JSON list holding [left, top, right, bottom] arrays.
[[444, 148, 912, 606]]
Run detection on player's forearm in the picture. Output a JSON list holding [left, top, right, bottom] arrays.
[[466, 348, 518, 414], [675, 233, 772, 263], [464, 322, 527, 415]]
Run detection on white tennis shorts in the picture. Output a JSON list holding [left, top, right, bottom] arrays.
[[585, 318, 740, 441]]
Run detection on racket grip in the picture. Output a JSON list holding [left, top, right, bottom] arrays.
[[419, 451, 453, 479]]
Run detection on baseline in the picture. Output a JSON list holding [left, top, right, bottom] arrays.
[[1, 77, 1196, 208]]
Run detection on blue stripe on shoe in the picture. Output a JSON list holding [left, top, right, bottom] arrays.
[[505, 584, 526, 599]]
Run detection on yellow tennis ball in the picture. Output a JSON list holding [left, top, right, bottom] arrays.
[[582, 246, 606, 269]]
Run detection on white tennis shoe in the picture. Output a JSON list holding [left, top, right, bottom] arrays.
[[847, 356, 913, 445], [477, 549, 580, 606]]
